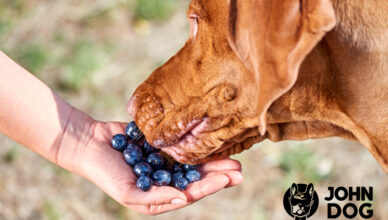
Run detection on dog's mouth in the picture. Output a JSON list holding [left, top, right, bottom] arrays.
[[146, 116, 235, 164]]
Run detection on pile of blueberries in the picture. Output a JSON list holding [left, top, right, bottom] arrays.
[[111, 121, 201, 192]]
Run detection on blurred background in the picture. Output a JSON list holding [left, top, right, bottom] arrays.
[[0, 0, 387, 219]]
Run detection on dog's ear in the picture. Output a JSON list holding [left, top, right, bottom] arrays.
[[228, 0, 336, 135], [307, 183, 314, 197], [290, 183, 298, 196]]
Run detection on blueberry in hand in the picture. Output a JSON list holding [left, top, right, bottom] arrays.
[[142, 140, 159, 155], [126, 121, 142, 140], [171, 172, 184, 182], [185, 170, 201, 183], [146, 153, 165, 170], [126, 143, 138, 151], [172, 162, 183, 173], [183, 164, 199, 172], [123, 144, 143, 166], [136, 176, 153, 192], [133, 162, 153, 177], [111, 134, 128, 151], [173, 177, 189, 191], [152, 170, 171, 186]]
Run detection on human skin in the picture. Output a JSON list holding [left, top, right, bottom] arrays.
[[0, 51, 243, 215]]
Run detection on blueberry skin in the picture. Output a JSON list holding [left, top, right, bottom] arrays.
[[183, 164, 199, 172], [146, 153, 165, 170], [171, 172, 184, 182], [136, 176, 153, 192], [173, 177, 189, 191], [152, 170, 172, 186], [111, 134, 128, 151], [133, 162, 153, 177], [172, 162, 183, 173], [126, 142, 139, 151], [126, 121, 142, 140], [143, 140, 159, 155], [123, 145, 143, 166], [185, 170, 201, 183]]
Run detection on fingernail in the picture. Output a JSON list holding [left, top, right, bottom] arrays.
[[171, 198, 186, 205]]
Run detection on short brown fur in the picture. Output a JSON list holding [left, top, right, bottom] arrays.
[[128, 0, 388, 173]]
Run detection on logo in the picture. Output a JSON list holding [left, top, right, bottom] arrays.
[[325, 186, 373, 218], [283, 183, 319, 220]]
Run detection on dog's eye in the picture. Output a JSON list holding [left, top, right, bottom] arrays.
[[189, 16, 199, 38]]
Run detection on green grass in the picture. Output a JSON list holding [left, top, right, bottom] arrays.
[[134, 0, 181, 21], [2, 148, 19, 163], [15, 44, 48, 74], [58, 40, 103, 92], [279, 144, 332, 186], [103, 196, 129, 220], [43, 201, 62, 220]]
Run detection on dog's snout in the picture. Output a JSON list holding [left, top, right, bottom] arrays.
[[221, 86, 237, 102], [128, 88, 165, 133]]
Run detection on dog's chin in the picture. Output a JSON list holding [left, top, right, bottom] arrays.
[[161, 143, 230, 164], [142, 116, 225, 164], [139, 111, 259, 164]]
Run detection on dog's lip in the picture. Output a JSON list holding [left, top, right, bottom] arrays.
[[162, 143, 229, 164], [152, 117, 209, 148], [162, 133, 233, 164]]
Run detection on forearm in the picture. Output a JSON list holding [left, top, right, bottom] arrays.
[[0, 50, 93, 171]]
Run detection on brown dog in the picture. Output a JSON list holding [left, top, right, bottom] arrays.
[[128, 0, 388, 173]]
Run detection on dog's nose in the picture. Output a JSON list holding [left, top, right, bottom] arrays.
[[127, 90, 165, 131]]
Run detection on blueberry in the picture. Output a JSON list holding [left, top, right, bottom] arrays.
[[123, 144, 143, 166], [172, 162, 183, 173], [146, 153, 165, 170], [126, 142, 138, 151], [126, 121, 142, 140], [173, 177, 189, 191], [133, 162, 153, 177], [185, 170, 201, 183], [183, 164, 199, 172], [171, 172, 184, 182], [142, 140, 159, 155], [136, 176, 153, 192], [152, 170, 171, 186], [111, 134, 128, 151]]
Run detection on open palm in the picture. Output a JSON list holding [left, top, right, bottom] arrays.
[[75, 121, 243, 215]]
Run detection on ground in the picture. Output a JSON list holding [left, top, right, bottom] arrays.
[[0, 0, 387, 219]]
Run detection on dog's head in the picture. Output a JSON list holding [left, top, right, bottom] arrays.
[[289, 183, 315, 218], [128, 0, 336, 164]]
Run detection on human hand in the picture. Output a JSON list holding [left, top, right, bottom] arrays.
[[61, 117, 243, 215]]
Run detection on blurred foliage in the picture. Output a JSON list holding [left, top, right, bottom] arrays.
[[279, 145, 332, 185], [48, 163, 72, 180], [14, 44, 48, 74], [0, 0, 25, 16], [43, 201, 62, 220], [2, 148, 19, 164], [58, 40, 102, 91], [134, 0, 180, 21], [103, 196, 129, 220]]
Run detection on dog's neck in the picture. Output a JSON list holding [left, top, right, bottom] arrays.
[[266, 0, 388, 172]]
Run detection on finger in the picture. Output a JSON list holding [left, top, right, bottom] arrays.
[[199, 158, 242, 173], [127, 201, 188, 215], [125, 172, 242, 215], [185, 174, 230, 202], [105, 122, 128, 135], [202, 170, 243, 187], [121, 185, 187, 206]]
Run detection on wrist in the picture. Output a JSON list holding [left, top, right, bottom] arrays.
[[53, 107, 97, 174]]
